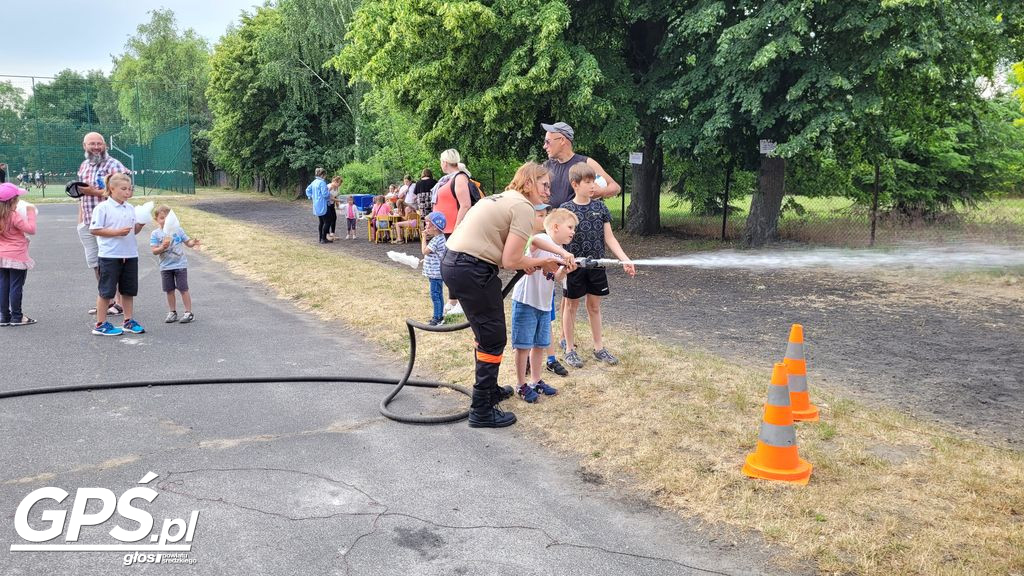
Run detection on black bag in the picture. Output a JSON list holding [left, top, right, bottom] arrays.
[[451, 171, 482, 210]]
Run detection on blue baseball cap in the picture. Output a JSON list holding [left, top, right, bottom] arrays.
[[426, 211, 446, 230]]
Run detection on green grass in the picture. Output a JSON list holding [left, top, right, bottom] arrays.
[[12, 183, 192, 201]]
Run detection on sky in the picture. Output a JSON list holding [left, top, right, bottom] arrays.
[[2, 1, 261, 80]]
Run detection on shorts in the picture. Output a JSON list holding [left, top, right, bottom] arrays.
[[564, 267, 610, 300], [77, 222, 99, 268], [510, 300, 552, 350], [97, 257, 139, 299], [161, 268, 189, 293]]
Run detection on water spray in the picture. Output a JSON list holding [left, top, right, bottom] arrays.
[[579, 245, 1024, 271]]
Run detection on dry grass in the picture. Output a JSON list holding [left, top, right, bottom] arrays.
[[172, 197, 1024, 576]]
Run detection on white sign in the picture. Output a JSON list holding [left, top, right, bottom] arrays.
[[759, 140, 777, 154], [629, 152, 643, 165]]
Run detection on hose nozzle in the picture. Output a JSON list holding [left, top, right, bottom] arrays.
[[575, 256, 620, 269]]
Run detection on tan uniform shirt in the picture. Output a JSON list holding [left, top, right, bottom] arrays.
[[445, 190, 535, 266]]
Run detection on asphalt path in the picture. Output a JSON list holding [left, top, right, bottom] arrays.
[[0, 203, 798, 575]]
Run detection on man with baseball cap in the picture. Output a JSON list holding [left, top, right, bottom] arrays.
[[76, 131, 130, 315], [541, 121, 620, 208], [540, 121, 620, 378]]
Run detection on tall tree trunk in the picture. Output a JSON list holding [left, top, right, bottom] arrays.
[[294, 167, 311, 200], [626, 130, 663, 236], [721, 163, 732, 241], [870, 162, 880, 247], [743, 155, 785, 247]]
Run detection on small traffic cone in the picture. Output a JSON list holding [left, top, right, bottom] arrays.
[[783, 323, 819, 422], [742, 362, 812, 485]]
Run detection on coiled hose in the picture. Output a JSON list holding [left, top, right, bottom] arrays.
[[0, 271, 525, 425]]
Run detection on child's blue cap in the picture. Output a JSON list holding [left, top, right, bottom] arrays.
[[426, 212, 446, 230]]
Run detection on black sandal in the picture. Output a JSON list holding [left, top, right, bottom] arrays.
[[10, 317, 36, 326]]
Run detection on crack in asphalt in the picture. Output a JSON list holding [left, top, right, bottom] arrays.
[[159, 466, 739, 576]]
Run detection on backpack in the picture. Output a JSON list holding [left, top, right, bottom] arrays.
[[451, 171, 485, 210]]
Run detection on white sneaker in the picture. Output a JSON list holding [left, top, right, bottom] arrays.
[[448, 303, 464, 316], [443, 302, 453, 315]]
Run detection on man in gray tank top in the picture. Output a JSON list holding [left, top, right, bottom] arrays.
[[540, 121, 621, 378], [541, 121, 620, 207]]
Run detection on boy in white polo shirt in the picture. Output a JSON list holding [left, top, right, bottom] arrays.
[[89, 173, 147, 336], [510, 207, 578, 402]]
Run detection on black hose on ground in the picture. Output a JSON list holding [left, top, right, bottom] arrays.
[[0, 271, 526, 425]]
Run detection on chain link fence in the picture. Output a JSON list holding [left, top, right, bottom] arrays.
[[606, 164, 1024, 248], [0, 74, 194, 196]]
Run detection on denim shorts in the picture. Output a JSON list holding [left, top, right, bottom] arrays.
[[510, 300, 551, 350]]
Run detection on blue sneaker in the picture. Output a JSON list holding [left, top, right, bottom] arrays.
[[517, 384, 539, 403], [122, 319, 145, 334], [593, 348, 619, 365], [534, 380, 558, 396], [92, 321, 123, 336]]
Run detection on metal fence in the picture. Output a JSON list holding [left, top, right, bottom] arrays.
[[606, 167, 1024, 248], [0, 74, 194, 195]]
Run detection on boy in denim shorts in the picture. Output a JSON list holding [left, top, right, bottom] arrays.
[[559, 163, 635, 368], [510, 207, 577, 402]]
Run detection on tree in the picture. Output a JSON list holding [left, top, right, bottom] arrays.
[[334, 0, 614, 159], [111, 8, 213, 182], [207, 0, 359, 194], [256, 0, 359, 195], [207, 7, 288, 192], [0, 82, 27, 164], [22, 70, 123, 128], [663, 0, 1021, 245]]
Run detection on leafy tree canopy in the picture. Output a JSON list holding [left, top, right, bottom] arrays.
[[333, 0, 613, 158], [111, 8, 212, 143]]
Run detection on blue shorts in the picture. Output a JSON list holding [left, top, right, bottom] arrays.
[[510, 301, 551, 350]]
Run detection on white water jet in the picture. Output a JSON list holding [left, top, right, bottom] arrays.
[[602, 245, 1024, 271]]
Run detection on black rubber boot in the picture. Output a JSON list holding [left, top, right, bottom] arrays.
[[468, 406, 517, 428]]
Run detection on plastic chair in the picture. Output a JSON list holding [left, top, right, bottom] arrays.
[[400, 213, 421, 243], [374, 216, 394, 243]]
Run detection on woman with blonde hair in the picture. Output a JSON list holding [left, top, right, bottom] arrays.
[[441, 161, 577, 428], [432, 149, 474, 237]]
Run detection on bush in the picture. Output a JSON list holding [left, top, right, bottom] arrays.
[[339, 162, 387, 196]]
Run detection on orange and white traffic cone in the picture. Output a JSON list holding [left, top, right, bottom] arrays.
[[742, 362, 812, 485], [783, 323, 819, 422]]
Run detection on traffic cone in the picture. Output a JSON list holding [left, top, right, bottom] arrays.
[[742, 362, 812, 485], [783, 323, 819, 422]]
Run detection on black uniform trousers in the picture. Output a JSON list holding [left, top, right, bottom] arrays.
[[441, 250, 506, 414]]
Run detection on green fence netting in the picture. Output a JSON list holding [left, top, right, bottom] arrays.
[[0, 74, 194, 195]]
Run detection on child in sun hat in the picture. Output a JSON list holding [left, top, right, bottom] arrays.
[[0, 183, 38, 326], [420, 211, 448, 325]]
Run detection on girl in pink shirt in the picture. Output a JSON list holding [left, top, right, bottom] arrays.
[[0, 183, 38, 326], [342, 195, 359, 239]]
